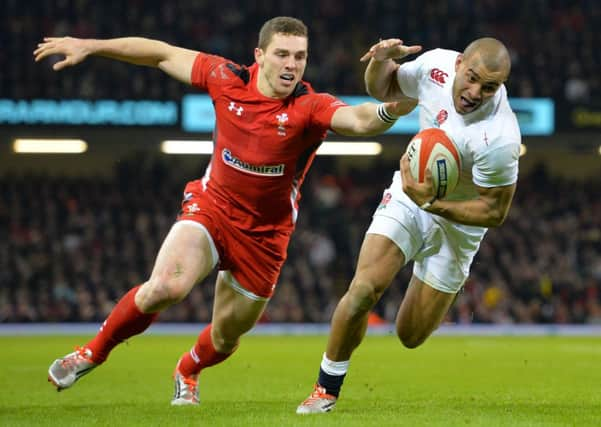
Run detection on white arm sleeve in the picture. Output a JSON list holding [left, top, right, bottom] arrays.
[[472, 142, 520, 187], [396, 49, 443, 98]]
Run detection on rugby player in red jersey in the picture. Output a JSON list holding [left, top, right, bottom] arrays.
[[34, 16, 420, 404]]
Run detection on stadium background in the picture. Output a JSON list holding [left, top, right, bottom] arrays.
[[1, 0, 600, 327]]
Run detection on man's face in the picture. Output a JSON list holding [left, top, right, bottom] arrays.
[[255, 33, 308, 99], [452, 53, 507, 114]]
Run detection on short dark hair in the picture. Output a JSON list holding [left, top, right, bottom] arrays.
[[258, 16, 308, 50], [463, 37, 511, 76]]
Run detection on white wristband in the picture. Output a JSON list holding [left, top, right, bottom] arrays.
[[420, 197, 437, 210], [376, 103, 399, 124]]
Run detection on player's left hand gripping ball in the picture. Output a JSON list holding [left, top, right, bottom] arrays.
[[406, 128, 461, 199]]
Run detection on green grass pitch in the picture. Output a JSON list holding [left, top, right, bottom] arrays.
[[1, 334, 600, 426]]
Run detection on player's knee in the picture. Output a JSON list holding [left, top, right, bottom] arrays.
[[137, 277, 189, 312], [398, 335, 426, 349], [346, 278, 385, 315], [396, 326, 427, 349]]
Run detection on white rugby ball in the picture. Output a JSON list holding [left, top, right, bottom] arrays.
[[406, 128, 461, 199]]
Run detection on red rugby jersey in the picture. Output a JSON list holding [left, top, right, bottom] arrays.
[[190, 52, 346, 231]]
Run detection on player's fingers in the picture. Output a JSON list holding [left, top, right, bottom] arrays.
[[375, 39, 400, 53], [34, 49, 51, 62], [34, 41, 50, 51], [34, 45, 60, 61], [33, 43, 52, 57], [399, 153, 411, 178], [423, 168, 435, 192], [361, 38, 407, 62], [404, 45, 423, 55], [381, 38, 402, 47], [359, 51, 374, 62], [379, 40, 409, 60], [53, 59, 70, 71], [424, 168, 433, 182], [399, 153, 416, 195]]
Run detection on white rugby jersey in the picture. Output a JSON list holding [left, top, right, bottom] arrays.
[[395, 48, 521, 240]]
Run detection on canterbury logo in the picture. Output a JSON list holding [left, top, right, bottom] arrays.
[[429, 68, 448, 84]]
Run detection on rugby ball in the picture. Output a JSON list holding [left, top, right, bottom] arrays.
[[406, 128, 461, 199]]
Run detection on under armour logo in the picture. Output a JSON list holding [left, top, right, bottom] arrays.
[[430, 68, 448, 84], [228, 102, 244, 116]]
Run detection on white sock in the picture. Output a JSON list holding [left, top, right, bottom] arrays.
[[320, 352, 349, 376]]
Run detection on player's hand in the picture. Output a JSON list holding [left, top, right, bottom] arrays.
[[33, 37, 89, 71], [399, 153, 436, 206], [360, 38, 422, 62]]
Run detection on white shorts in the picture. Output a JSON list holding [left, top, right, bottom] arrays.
[[366, 172, 486, 293]]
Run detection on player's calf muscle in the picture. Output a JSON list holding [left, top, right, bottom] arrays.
[[210, 329, 239, 353]]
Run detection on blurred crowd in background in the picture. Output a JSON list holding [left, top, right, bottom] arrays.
[[1, 156, 600, 324], [3, 0, 600, 102], [2, 1, 600, 325]]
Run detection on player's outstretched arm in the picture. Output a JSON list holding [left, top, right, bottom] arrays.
[[34, 37, 199, 84], [399, 153, 516, 227], [330, 98, 417, 137], [361, 38, 421, 101]]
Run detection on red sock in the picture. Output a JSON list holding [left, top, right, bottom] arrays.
[[86, 285, 158, 363], [177, 324, 234, 377]]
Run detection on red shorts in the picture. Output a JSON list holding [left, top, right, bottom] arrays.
[[177, 180, 292, 299]]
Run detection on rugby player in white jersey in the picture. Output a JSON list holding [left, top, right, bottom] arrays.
[[297, 37, 521, 414]]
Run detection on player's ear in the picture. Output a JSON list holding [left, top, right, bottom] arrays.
[[455, 54, 463, 72], [254, 47, 264, 65]]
